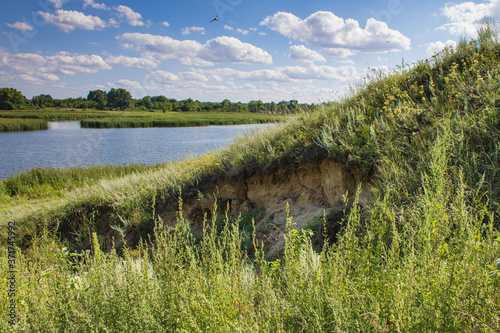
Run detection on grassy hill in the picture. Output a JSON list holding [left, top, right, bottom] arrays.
[[1, 24, 500, 331]]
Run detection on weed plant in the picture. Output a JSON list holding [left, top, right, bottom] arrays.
[[2, 22, 500, 331]]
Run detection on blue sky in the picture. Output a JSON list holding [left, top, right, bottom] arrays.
[[0, 0, 494, 103]]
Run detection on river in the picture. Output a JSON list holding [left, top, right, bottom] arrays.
[[0, 121, 268, 179]]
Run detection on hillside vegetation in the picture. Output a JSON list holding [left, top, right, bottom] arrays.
[[2, 24, 500, 331]]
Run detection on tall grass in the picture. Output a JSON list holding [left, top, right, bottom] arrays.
[[81, 112, 285, 128], [0, 119, 48, 132], [1, 163, 164, 199], [1, 190, 498, 331], [2, 23, 500, 331]]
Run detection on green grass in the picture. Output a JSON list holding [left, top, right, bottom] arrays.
[[1, 24, 500, 331], [0, 118, 49, 132], [0, 110, 286, 131], [80, 112, 286, 128], [0, 109, 109, 120]]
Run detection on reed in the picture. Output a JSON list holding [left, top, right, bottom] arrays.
[[0, 118, 48, 132], [81, 112, 285, 128]]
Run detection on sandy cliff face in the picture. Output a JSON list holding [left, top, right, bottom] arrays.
[[162, 159, 372, 259]]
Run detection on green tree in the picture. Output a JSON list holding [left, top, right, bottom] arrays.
[[87, 90, 108, 109], [248, 100, 263, 112], [107, 88, 133, 110], [222, 99, 231, 111], [0, 87, 26, 110], [151, 96, 171, 111], [138, 96, 153, 110], [31, 94, 54, 108]]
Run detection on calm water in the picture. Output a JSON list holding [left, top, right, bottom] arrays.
[[0, 122, 268, 179]]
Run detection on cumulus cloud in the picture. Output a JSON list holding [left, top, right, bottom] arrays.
[[438, 0, 500, 36], [189, 64, 356, 82], [38, 9, 108, 32], [260, 11, 411, 53], [118, 33, 207, 65], [105, 55, 158, 69], [198, 36, 272, 64], [147, 70, 179, 84], [6, 22, 33, 32], [40, 73, 60, 81], [223, 25, 249, 35], [115, 5, 145, 26], [47, 0, 65, 8], [116, 79, 142, 89], [119, 33, 272, 66], [321, 47, 356, 58], [0, 48, 111, 81], [281, 64, 357, 81], [83, 0, 109, 10], [289, 45, 326, 63], [195, 68, 289, 82], [426, 40, 458, 55], [181, 26, 205, 35], [45, 52, 111, 75], [162, 21, 170, 27]]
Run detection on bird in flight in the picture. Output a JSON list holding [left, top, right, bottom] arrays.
[[210, 13, 219, 23]]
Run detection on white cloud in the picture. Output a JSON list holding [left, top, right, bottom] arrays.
[[197, 68, 289, 82], [260, 11, 411, 53], [119, 33, 272, 66], [193, 64, 356, 82], [198, 36, 272, 64], [181, 26, 205, 35], [108, 18, 120, 28], [143, 67, 355, 103], [321, 47, 356, 58], [223, 25, 249, 35], [289, 45, 326, 63], [40, 73, 60, 81], [83, 0, 109, 10], [116, 79, 142, 89], [426, 40, 458, 55], [38, 9, 108, 32], [180, 71, 209, 82], [6, 22, 33, 32], [115, 5, 144, 26], [48, 0, 65, 8], [281, 64, 357, 81], [147, 70, 179, 84], [106, 55, 158, 69], [45, 52, 111, 75], [162, 21, 170, 27], [118, 32, 207, 65], [438, 0, 500, 36], [0, 48, 111, 83]]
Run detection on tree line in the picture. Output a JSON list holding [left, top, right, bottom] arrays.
[[0, 87, 315, 114]]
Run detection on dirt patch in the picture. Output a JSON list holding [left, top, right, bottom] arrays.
[[159, 158, 373, 259]]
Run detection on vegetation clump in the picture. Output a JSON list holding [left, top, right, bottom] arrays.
[[1, 23, 500, 331]]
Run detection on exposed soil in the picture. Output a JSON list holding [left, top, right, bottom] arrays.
[[159, 158, 373, 259]]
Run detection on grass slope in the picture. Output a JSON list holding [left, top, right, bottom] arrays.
[[1, 26, 500, 331]]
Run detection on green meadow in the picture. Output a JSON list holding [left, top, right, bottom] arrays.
[[1, 24, 500, 331]]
